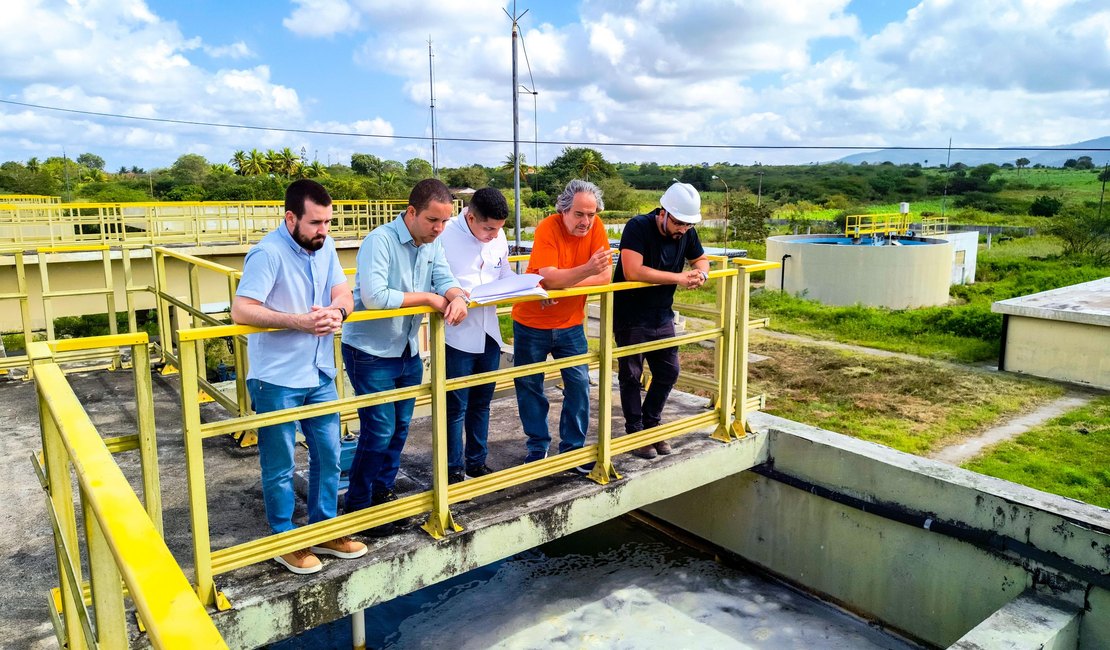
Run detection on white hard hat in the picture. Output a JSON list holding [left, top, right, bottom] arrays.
[[660, 182, 702, 224]]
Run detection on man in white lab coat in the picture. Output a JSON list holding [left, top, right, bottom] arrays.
[[439, 188, 513, 482]]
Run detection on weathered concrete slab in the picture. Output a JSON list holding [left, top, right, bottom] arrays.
[[950, 590, 1081, 650], [992, 276, 1110, 327]]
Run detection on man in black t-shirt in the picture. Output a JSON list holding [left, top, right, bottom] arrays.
[[613, 182, 710, 459]]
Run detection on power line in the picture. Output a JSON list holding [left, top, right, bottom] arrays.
[[2, 97, 1109, 154]]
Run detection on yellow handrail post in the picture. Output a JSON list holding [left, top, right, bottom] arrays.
[[122, 246, 139, 334], [82, 494, 127, 648], [227, 274, 249, 419], [188, 264, 207, 397], [422, 314, 461, 538], [734, 268, 753, 435], [587, 290, 620, 484], [31, 344, 87, 649], [711, 271, 740, 442], [38, 248, 57, 342], [153, 248, 174, 366], [178, 340, 222, 609], [332, 334, 348, 438], [131, 338, 163, 535], [13, 251, 34, 378]]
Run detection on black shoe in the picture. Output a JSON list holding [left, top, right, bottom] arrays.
[[363, 521, 398, 538], [573, 462, 596, 476], [369, 488, 410, 527], [448, 469, 466, 484], [466, 464, 494, 478]]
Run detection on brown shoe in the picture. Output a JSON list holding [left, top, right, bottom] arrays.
[[631, 445, 657, 459], [275, 548, 322, 575], [311, 536, 368, 559], [653, 440, 673, 455]]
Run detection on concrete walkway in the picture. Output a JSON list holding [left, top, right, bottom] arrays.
[[928, 391, 1097, 465]]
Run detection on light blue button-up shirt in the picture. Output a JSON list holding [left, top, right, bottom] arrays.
[[342, 214, 460, 358], [236, 224, 347, 388]]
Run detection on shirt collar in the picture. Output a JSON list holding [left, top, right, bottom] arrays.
[[277, 220, 313, 257], [390, 213, 417, 248]]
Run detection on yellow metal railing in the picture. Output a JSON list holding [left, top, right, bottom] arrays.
[[844, 213, 911, 238], [30, 334, 225, 649], [920, 215, 949, 235], [0, 194, 60, 204], [173, 259, 778, 608], [0, 199, 462, 247]]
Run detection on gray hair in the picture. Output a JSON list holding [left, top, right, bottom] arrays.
[[555, 179, 605, 214]]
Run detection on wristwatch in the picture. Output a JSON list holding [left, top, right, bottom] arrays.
[[698, 270, 708, 282], [338, 306, 348, 321]]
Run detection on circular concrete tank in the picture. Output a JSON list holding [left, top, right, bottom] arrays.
[[764, 235, 953, 308]]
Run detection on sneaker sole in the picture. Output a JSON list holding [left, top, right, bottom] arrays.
[[275, 556, 323, 575], [310, 545, 368, 560]]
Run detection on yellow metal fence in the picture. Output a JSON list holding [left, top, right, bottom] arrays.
[[173, 259, 778, 609], [29, 334, 225, 649], [0, 199, 461, 247]]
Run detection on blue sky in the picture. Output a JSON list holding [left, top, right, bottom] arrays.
[[1, 0, 1107, 172]]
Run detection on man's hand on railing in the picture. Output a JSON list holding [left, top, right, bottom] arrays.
[[306, 305, 343, 336], [443, 294, 469, 326], [680, 269, 706, 289]]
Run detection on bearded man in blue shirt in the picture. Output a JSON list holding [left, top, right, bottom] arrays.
[[232, 179, 367, 574]]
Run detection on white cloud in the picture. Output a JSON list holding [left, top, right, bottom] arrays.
[[203, 41, 256, 59], [283, 0, 362, 37]]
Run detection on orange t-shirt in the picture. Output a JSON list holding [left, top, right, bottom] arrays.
[[512, 213, 610, 329]]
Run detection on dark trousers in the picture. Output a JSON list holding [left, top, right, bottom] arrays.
[[445, 335, 501, 472], [615, 322, 680, 434]]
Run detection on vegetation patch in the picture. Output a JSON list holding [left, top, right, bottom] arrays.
[[963, 395, 1110, 509]]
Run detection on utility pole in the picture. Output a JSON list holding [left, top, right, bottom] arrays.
[[1099, 163, 1108, 220], [505, 2, 529, 259], [428, 37, 438, 177], [755, 171, 764, 207]]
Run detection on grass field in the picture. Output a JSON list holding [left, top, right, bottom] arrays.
[[964, 395, 1110, 508], [680, 337, 1063, 455]]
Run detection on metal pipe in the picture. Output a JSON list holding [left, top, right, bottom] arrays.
[[780, 254, 792, 292], [351, 610, 366, 650]]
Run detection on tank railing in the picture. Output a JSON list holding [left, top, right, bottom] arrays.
[[919, 215, 949, 235], [845, 213, 912, 238], [0, 194, 61, 204], [0, 248, 34, 377], [29, 336, 225, 649], [171, 261, 790, 609], [0, 199, 462, 247]]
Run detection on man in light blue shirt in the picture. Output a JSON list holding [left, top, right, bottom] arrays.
[[232, 179, 367, 574], [342, 178, 468, 535]]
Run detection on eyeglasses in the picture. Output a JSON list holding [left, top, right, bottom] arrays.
[[666, 213, 694, 231]]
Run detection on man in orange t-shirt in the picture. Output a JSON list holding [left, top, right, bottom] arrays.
[[511, 179, 612, 469]]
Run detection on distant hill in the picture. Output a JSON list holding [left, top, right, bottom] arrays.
[[834, 136, 1110, 167]]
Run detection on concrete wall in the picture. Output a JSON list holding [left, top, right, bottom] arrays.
[[937, 230, 979, 285], [1004, 316, 1110, 390], [0, 243, 360, 332], [764, 235, 953, 308], [647, 414, 1110, 648]]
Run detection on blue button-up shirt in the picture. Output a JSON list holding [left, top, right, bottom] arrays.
[[236, 224, 347, 388], [343, 214, 460, 358]]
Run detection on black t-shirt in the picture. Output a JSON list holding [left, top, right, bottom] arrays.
[[613, 210, 705, 328]]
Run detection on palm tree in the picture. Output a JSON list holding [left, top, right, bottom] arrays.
[[27, 157, 40, 173], [230, 150, 248, 175], [277, 147, 300, 178], [305, 161, 329, 179], [243, 149, 268, 176], [578, 150, 599, 181], [501, 152, 527, 183], [264, 149, 280, 176]]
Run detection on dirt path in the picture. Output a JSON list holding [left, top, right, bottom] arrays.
[[927, 391, 1097, 465]]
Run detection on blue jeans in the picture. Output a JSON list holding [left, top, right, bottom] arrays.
[[342, 344, 423, 512], [247, 371, 341, 534], [512, 321, 590, 455], [446, 336, 502, 472]]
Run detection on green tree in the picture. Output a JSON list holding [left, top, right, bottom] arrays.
[[170, 154, 210, 185], [305, 161, 329, 179], [76, 152, 105, 171], [1015, 157, 1030, 170], [351, 153, 382, 177], [405, 157, 433, 181], [501, 152, 527, 183], [729, 199, 771, 243], [578, 150, 599, 180], [1045, 206, 1110, 263], [442, 165, 488, 188], [1029, 194, 1063, 217], [230, 150, 248, 175], [243, 149, 268, 176], [26, 157, 40, 173]]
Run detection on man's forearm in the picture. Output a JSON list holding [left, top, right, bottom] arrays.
[[231, 299, 303, 331]]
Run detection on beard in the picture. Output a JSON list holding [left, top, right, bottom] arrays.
[[293, 228, 326, 251]]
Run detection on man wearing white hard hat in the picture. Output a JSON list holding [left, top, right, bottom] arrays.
[[612, 182, 709, 459]]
